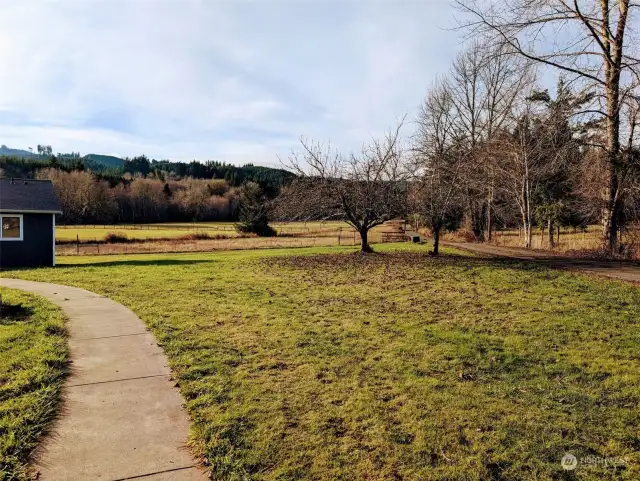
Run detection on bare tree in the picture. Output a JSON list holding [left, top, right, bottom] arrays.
[[281, 119, 407, 253], [456, 0, 640, 250], [493, 111, 544, 248], [448, 40, 531, 240], [412, 80, 465, 254], [491, 93, 576, 248]]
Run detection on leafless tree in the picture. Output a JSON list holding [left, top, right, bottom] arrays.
[[456, 0, 640, 250], [448, 40, 532, 240], [491, 94, 575, 248], [280, 119, 408, 253], [412, 80, 465, 254], [37, 169, 238, 224], [493, 115, 543, 248]]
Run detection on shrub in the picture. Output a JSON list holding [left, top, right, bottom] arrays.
[[179, 232, 212, 241], [235, 182, 276, 237], [103, 232, 130, 243]]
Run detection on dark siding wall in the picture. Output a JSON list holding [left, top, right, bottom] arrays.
[[0, 213, 54, 268]]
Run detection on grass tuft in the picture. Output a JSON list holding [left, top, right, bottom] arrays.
[[0, 289, 68, 480]]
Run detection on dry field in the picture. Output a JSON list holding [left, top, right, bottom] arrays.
[[55, 221, 354, 243], [55, 221, 409, 256], [490, 225, 640, 257]]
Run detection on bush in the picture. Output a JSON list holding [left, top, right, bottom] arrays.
[[103, 232, 130, 243], [235, 182, 276, 237], [236, 222, 276, 237]]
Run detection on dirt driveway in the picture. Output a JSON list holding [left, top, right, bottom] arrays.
[[443, 241, 640, 284]]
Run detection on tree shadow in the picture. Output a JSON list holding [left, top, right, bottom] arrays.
[[456, 253, 640, 270], [0, 302, 34, 324], [56, 258, 216, 268]]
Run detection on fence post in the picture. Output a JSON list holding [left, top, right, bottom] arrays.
[[76, 235, 79, 255]]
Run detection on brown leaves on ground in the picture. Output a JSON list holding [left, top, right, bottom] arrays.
[[266, 251, 476, 273]]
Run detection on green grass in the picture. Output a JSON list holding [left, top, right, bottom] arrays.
[[3, 244, 640, 479], [55, 225, 240, 242], [0, 289, 68, 480]]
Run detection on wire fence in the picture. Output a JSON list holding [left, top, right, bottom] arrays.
[[56, 222, 350, 234], [56, 230, 413, 256]]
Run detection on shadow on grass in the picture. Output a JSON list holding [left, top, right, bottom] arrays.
[[268, 249, 640, 280], [0, 259, 215, 268], [458, 252, 640, 270], [0, 303, 34, 324], [46, 258, 216, 269], [268, 251, 547, 271]]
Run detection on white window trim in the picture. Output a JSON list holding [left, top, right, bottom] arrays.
[[0, 213, 24, 241]]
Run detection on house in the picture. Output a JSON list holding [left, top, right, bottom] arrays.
[[0, 178, 62, 268]]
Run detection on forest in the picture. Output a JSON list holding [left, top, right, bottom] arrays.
[[0, 154, 294, 224]]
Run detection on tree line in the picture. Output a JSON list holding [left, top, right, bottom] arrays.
[[0, 154, 294, 225], [34, 169, 241, 225], [0, 154, 294, 196]]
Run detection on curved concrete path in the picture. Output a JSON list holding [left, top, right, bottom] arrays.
[[0, 279, 206, 481]]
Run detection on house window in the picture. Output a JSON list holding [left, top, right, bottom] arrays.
[[0, 214, 23, 241]]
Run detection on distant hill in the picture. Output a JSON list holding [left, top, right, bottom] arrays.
[[0, 145, 124, 169], [0, 145, 37, 158], [0, 146, 293, 195], [83, 154, 125, 169]]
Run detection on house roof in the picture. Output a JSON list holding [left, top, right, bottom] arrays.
[[0, 178, 62, 214]]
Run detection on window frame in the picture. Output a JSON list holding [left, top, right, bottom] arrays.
[[0, 213, 24, 241]]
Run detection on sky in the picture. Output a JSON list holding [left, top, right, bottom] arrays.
[[0, 0, 464, 167]]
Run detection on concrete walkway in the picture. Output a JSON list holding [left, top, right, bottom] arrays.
[[443, 241, 640, 284], [0, 279, 206, 481]]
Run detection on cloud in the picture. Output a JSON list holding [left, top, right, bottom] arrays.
[[0, 0, 462, 166]]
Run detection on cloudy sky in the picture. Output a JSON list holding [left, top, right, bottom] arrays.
[[0, 0, 464, 166]]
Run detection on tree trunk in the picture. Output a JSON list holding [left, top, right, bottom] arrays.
[[470, 204, 484, 240], [602, 51, 621, 252], [433, 225, 441, 255], [486, 184, 493, 242], [547, 218, 555, 248], [521, 210, 532, 249], [602, 159, 620, 252], [359, 229, 373, 253]]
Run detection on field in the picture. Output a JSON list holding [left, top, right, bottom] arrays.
[[487, 225, 640, 257], [55, 223, 240, 242], [55, 221, 355, 243], [4, 244, 640, 479], [0, 288, 68, 479], [54, 221, 401, 256]]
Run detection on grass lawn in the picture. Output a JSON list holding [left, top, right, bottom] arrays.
[[0, 288, 68, 480], [3, 244, 640, 479]]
